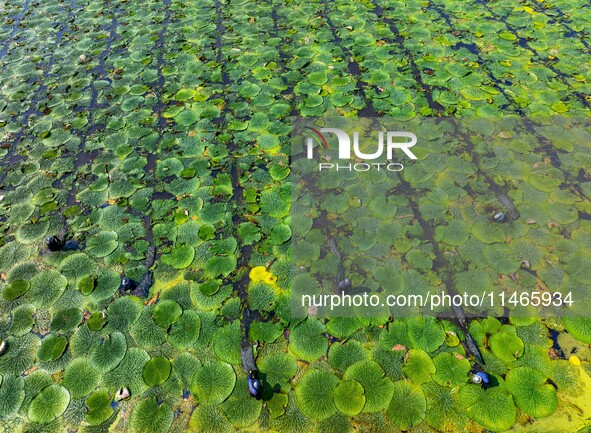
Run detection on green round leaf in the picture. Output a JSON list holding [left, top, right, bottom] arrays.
[[143, 356, 172, 387], [459, 383, 516, 432], [87, 231, 118, 258], [28, 384, 70, 424], [432, 352, 470, 387], [386, 380, 426, 430], [38, 334, 68, 362], [0, 334, 40, 376], [328, 341, 368, 372], [403, 349, 436, 384], [259, 352, 297, 394], [334, 379, 365, 416], [289, 318, 327, 362], [506, 367, 557, 418], [106, 297, 143, 332], [28, 270, 67, 307], [213, 321, 242, 364], [62, 358, 100, 398], [85, 388, 114, 426], [168, 310, 201, 349], [191, 360, 236, 405], [189, 405, 232, 433], [406, 316, 445, 352], [76, 275, 96, 295], [295, 369, 339, 420], [59, 253, 96, 280], [221, 376, 263, 427], [344, 360, 394, 413], [152, 300, 183, 328], [90, 332, 127, 373], [87, 312, 107, 331], [489, 326, 524, 362], [51, 307, 83, 332], [129, 397, 173, 433], [161, 244, 195, 269], [2, 279, 30, 300], [562, 317, 591, 344], [0, 375, 24, 417]]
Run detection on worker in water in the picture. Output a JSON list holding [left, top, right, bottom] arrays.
[[248, 370, 263, 399], [470, 369, 491, 388]]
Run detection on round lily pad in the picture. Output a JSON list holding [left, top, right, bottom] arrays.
[[334, 379, 365, 416], [49, 308, 81, 333], [459, 383, 516, 432], [403, 349, 436, 384], [386, 380, 426, 430], [85, 388, 114, 426], [204, 255, 237, 278], [257, 134, 280, 151], [249, 321, 283, 343], [10, 304, 36, 336], [28, 384, 70, 424], [269, 164, 290, 181], [343, 360, 394, 413], [258, 352, 297, 394], [295, 369, 339, 420], [432, 352, 470, 387], [175, 88, 196, 101], [76, 275, 96, 295], [2, 279, 30, 300], [15, 220, 49, 244], [87, 231, 118, 258], [0, 334, 39, 376], [38, 334, 68, 362], [143, 356, 172, 387], [102, 348, 149, 397], [87, 312, 107, 331], [168, 310, 201, 349], [506, 367, 557, 418], [161, 244, 195, 269], [189, 405, 232, 433], [220, 376, 263, 428], [90, 332, 127, 373], [0, 375, 24, 417], [129, 397, 173, 433], [212, 321, 242, 364], [442, 219, 471, 246], [106, 297, 143, 332], [28, 270, 67, 307], [328, 341, 368, 372], [152, 300, 183, 328], [248, 282, 276, 313], [288, 318, 327, 362], [562, 317, 591, 344], [62, 358, 100, 398], [489, 326, 524, 362], [191, 360, 236, 405], [21, 370, 52, 413], [306, 69, 328, 86], [59, 253, 96, 280], [406, 316, 445, 353]]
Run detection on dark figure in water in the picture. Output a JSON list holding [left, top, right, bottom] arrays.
[[120, 276, 135, 292], [241, 310, 263, 399], [492, 211, 506, 223], [247, 370, 263, 399], [241, 342, 263, 399], [46, 235, 81, 252], [470, 367, 490, 388], [120, 246, 155, 297], [46, 236, 65, 251]]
